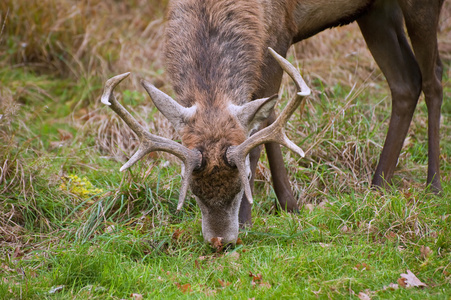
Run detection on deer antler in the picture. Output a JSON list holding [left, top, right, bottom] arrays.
[[101, 72, 202, 210], [226, 47, 311, 204]]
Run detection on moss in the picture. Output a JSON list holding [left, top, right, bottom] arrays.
[[60, 174, 104, 201]]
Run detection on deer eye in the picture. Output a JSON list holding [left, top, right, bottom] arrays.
[[223, 146, 236, 168], [193, 149, 206, 172]]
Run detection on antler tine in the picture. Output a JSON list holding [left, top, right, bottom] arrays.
[[227, 48, 311, 203], [267, 48, 311, 124], [227, 147, 254, 204], [177, 157, 200, 210], [234, 47, 311, 156], [268, 48, 311, 97], [101, 73, 202, 209], [101, 72, 152, 144]]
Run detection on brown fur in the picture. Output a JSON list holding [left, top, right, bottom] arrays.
[[165, 0, 265, 107], [181, 92, 246, 204]]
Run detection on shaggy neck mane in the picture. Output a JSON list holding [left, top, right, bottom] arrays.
[[165, 0, 265, 108]]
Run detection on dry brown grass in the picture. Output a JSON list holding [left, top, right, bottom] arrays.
[[0, 0, 168, 82], [0, 88, 31, 244], [0, 88, 23, 195]]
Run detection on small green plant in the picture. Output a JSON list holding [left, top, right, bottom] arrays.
[[59, 174, 104, 200]]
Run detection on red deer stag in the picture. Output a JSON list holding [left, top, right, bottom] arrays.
[[101, 0, 444, 245]]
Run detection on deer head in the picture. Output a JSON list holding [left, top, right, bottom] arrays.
[[101, 48, 310, 244]]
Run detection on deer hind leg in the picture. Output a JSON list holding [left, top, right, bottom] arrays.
[[357, 0, 422, 189], [399, 0, 444, 192]]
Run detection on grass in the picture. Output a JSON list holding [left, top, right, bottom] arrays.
[[1, 1, 451, 299]]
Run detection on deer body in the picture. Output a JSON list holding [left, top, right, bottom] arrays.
[[102, 0, 444, 244]]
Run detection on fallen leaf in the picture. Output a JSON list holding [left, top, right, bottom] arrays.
[[57, 129, 73, 141], [249, 271, 262, 282], [385, 231, 397, 240], [402, 190, 414, 202], [397, 277, 407, 288], [49, 141, 65, 150], [172, 229, 184, 240], [317, 200, 329, 209], [420, 245, 433, 259], [340, 224, 350, 233], [175, 282, 192, 294], [382, 283, 399, 291], [399, 270, 427, 288], [357, 291, 371, 300], [131, 293, 143, 300], [48, 285, 65, 294], [236, 238, 243, 245], [75, 108, 89, 120], [217, 279, 231, 287], [211, 237, 224, 251], [353, 263, 370, 271], [248, 271, 270, 288], [104, 225, 115, 233]]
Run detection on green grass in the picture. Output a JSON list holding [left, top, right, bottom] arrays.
[[1, 1, 450, 298], [2, 198, 450, 299]]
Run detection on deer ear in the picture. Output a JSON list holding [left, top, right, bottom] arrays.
[[141, 79, 196, 132], [230, 94, 278, 135]]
